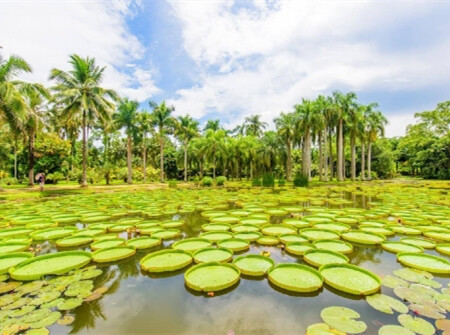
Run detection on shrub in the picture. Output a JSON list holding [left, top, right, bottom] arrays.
[[46, 172, 64, 184], [1, 177, 18, 185], [278, 177, 286, 187], [262, 173, 275, 187], [202, 176, 213, 187], [216, 176, 226, 186], [252, 177, 262, 187], [193, 176, 200, 187], [168, 180, 177, 188], [293, 172, 309, 187]]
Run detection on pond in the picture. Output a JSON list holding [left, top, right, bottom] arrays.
[[0, 181, 449, 334]]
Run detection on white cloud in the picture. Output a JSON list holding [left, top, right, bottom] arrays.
[[0, 0, 160, 102], [167, 1, 450, 136], [385, 112, 417, 138]]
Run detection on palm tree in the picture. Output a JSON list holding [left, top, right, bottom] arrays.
[[136, 111, 152, 183], [366, 108, 387, 181], [20, 83, 51, 186], [189, 136, 208, 178], [175, 115, 199, 181], [203, 119, 221, 132], [274, 112, 296, 181], [205, 129, 226, 179], [50, 54, 118, 187], [295, 99, 315, 180], [150, 101, 175, 182], [311, 97, 326, 181], [347, 104, 364, 181], [114, 98, 139, 184], [242, 114, 267, 137]]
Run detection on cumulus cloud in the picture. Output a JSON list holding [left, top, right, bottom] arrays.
[[0, 0, 160, 102], [167, 0, 450, 136]]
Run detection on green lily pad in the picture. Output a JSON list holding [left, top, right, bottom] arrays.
[[313, 239, 353, 254], [201, 223, 231, 232], [172, 238, 212, 252], [231, 224, 260, 233], [161, 220, 184, 229], [393, 268, 433, 282], [300, 228, 340, 241], [15, 280, 45, 294], [320, 306, 367, 334], [378, 325, 414, 335], [56, 235, 93, 247], [8, 304, 35, 317], [27, 311, 61, 328], [341, 230, 386, 244], [25, 328, 50, 335], [279, 234, 309, 244], [21, 308, 53, 323], [0, 252, 33, 274], [126, 237, 161, 250], [217, 238, 249, 252], [92, 246, 136, 263], [9, 251, 92, 281], [320, 263, 381, 295], [397, 252, 450, 274], [210, 216, 240, 224], [185, 262, 240, 292], [366, 293, 408, 314], [0, 241, 30, 254], [140, 249, 192, 272], [381, 242, 424, 253], [232, 255, 274, 276], [382, 275, 409, 289], [2, 296, 31, 309], [409, 303, 446, 319], [398, 314, 435, 335], [314, 223, 351, 233], [29, 291, 61, 305], [306, 323, 346, 335], [151, 229, 181, 240], [256, 236, 279, 245], [193, 247, 233, 263], [261, 224, 297, 236], [268, 263, 323, 292], [436, 244, 450, 256], [57, 315, 75, 325], [424, 230, 450, 241], [286, 242, 315, 255], [200, 231, 233, 242], [30, 227, 77, 241], [282, 219, 311, 229], [233, 232, 262, 242], [57, 297, 83, 310], [400, 238, 436, 249], [304, 249, 349, 267]]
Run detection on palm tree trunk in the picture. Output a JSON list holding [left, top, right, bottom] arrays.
[[367, 141, 372, 181], [329, 129, 333, 180], [286, 140, 292, 181], [28, 131, 35, 186], [342, 134, 346, 180], [159, 127, 164, 182], [318, 132, 323, 181], [184, 142, 188, 182], [351, 136, 356, 181], [213, 154, 216, 179], [361, 141, 365, 181], [143, 133, 147, 184], [127, 135, 132, 184], [323, 129, 328, 181], [337, 118, 344, 181], [250, 160, 253, 179], [13, 147, 17, 180], [81, 111, 88, 187]]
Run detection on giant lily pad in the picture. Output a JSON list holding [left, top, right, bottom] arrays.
[[341, 230, 386, 244], [231, 224, 260, 233], [185, 262, 240, 292], [9, 251, 92, 281], [217, 238, 249, 252], [398, 314, 435, 335], [233, 231, 262, 242], [320, 263, 381, 295], [424, 231, 450, 241], [397, 252, 450, 274], [436, 244, 450, 256], [0, 241, 30, 254], [268, 263, 323, 292], [261, 224, 297, 236], [30, 227, 77, 241], [172, 238, 212, 252], [0, 252, 33, 274], [126, 237, 161, 249], [56, 235, 93, 247], [279, 234, 309, 244], [300, 228, 340, 241], [366, 293, 408, 314], [382, 241, 424, 253], [92, 246, 135, 263], [200, 231, 233, 242], [320, 306, 367, 334], [256, 236, 279, 245], [233, 255, 274, 276], [193, 247, 233, 263], [304, 249, 349, 267], [140, 249, 192, 272], [286, 242, 315, 255], [313, 239, 353, 254], [400, 238, 436, 249], [90, 238, 125, 250], [151, 229, 181, 240]]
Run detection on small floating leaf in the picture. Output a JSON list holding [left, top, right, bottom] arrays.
[[393, 268, 433, 282], [57, 315, 75, 325], [320, 306, 367, 334], [382, 275, 409, 289], [366, 293, 408, 314], [57, 297, 83, 310], [378, 325, 414, 335], [306, 323, 345, 335], [398, 314, 435, 335]]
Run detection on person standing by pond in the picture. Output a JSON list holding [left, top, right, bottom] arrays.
[[36, 173, 45, 191]]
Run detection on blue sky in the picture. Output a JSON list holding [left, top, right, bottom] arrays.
[[1, 0, 449, 137]]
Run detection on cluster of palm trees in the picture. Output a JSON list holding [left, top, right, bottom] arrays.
[[1, 52, 387, 187]]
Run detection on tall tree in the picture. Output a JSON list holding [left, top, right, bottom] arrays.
[[295, 99, 315, 180], [242, 114, 268, 137], [50, 55, 118, 187], [150, 101, 175, 182], [136, 111, 152, 183], [205, 129, 226, 179], [114, 98, 139, 184], [175, 115, 199, 181], [203, 119, 222, 132], [274, 112, 296, 181], [366, 109, 387, 180], [347, 104, 365, 180]]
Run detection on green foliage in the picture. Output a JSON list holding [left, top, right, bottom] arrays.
[[262, 173, 275, 187], [46, 172, 64, 184], [278, 177, 286, 187], [252, 177, 262, 187], [168, 180, 177, 188], [293, 172, 309, 187], [201, 177, 213, 187], [216, 176, 226, 186]]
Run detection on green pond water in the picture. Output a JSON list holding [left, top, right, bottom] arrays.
[[0, 182, 449, 334]]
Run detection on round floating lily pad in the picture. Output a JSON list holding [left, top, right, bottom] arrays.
[[341, 230, 386, 244], [161, 220, 184, 229], [424, 231, 450, 241], [382, 275, 409, 289], [320, 306, 367, 334], [378, 325, 414, 335], [56, 236, 93, 247], [261, 224, 297, 236], [58, 297, 83, 310], [200, 231, 233, 242], [268, 263, 323, 292], [151, 229, 181, 240], [397, 252, 450, 274], [436, 244, 450, 256], [233, 255, 274, 276], [92, 246, 136, 263], [382, 241, 424, 253], [9, 251, 92, 281], [393, 268, 433, 282], [306, 323, 345, 335], [286, 242, 315, 255], [366, 293, 408, 314], [320, 263, 381, 295], [0, 241, 30, 254], [21, 308, 53, 323], [239, 218, 268, 226], [30, 227, 77, 241], [27, 311, 61, 328], [409, 303, 445, 319], [126, 237, 161, 249], [279, 234, 308, 244], [217, 238, 249, 252], [398, 314, 435, 335], [304, 249, 349, 267], [360, 226, 394, 236], [210, 216, 240, 224], [313, 239, 353, 254], [233, 231, 262, 242], [193, 247, 233, 263], [185, 262, 240, 292], [172, 238, 212, 252], [231, 224, 260, 233], [300, 228, 340, 241], [256, 236, 279, 245], [282, 219, 311, 229], [90, 238, 125, 250], [314, 223, 351, 233], [0, 252, 33, 274], [140, 249, 192, 272], [201, 223, 231, 232]]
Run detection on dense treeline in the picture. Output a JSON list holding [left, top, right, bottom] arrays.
[[1, 53, 449, 187]]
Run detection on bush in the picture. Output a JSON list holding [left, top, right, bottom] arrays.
[[216, 176, 226, 186], [168, 180, 177, 188], [46, 172, 64, 184], [278, 177, 286, 187], [1, 177, 18, 185], [262, 173, 275, 187], [293, 172, 309, 187], [202, 176, 213, 187], [252, 177, 262, 187], [193, 176, 200, 187]]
